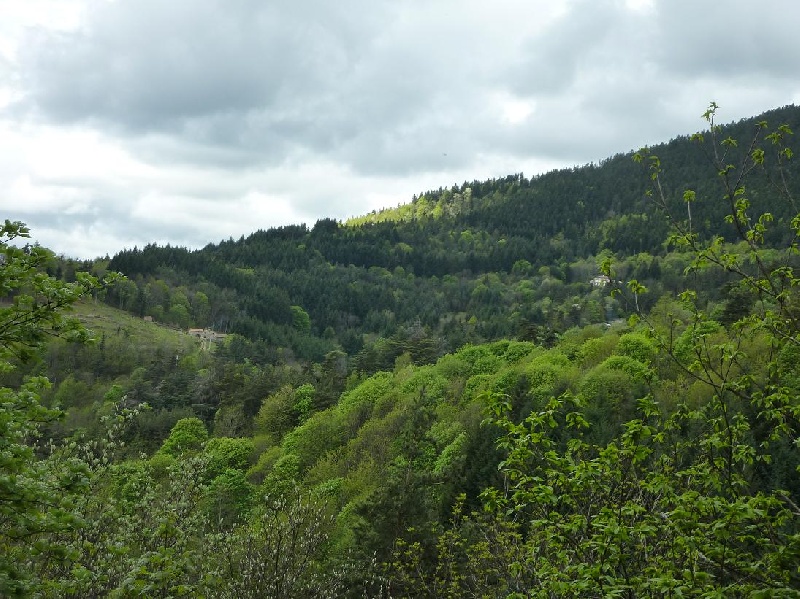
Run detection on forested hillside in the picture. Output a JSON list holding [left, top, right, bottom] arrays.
[[104, 105, 800, 360], [2, 105, 799, 596]]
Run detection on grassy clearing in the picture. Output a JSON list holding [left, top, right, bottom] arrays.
[[71, 299, 199, 354]]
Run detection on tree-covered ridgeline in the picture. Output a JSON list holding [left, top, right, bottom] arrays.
[[101, 105, 800, 365], [1, 105, 799, 596]]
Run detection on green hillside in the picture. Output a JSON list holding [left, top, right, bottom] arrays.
[[104, 104, 800, 365], [2, 105, 799, 596]]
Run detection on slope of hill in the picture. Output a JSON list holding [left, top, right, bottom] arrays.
[[4, 105, 800, 596], [103, 105, 800, 367]]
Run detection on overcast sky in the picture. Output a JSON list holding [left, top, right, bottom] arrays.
[[1, 0, 798, 259]]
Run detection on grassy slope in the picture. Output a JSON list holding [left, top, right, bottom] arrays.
[[71, 299, 199, 355]]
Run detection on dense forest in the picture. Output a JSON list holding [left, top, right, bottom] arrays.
[[2, 104, 800, 597]]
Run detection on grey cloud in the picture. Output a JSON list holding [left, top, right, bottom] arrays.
[[13, 186, 240, 254], [481, 1, 671, 164], [14, 0, 525, 176], [652, 0, 800, 82], [507, 1, 631, 97], [487, 0, 800, 167], [17, 0, 381, 129], [27, 213, 216, 257]]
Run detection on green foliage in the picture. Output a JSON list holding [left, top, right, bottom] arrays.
[[387, 106, 800, 596], [290, 304, 311, 332], [0, 220, 115, 363], [0, 378, 89, 596], [204, 468, 254, 528], [293, 382, 315, 423], [387, 494, 532, 598], [204, 487, 362, 598], [261, 453, 301, 496], [601, 354, 653, 383], [52, 374, 94, 410], [203, 436, 254, 478], [578, 333, 618, 367], [253, 384, 298, 443], [0, 221, 117, 595], [246, 444, 283, 483], [158, 417, 208, 456], [580, 360, 645, 429], [478, 390, 800, 595], [616, 331, 657, 364]]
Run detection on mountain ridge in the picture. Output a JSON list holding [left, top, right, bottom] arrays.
[[102, 104, 800, 364]]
